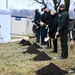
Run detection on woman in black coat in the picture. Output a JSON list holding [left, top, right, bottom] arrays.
[[49, 10, 58, 53]]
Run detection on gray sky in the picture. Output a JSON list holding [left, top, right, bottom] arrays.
[[0, 0, 65, 10], [0, 0, 43, 10], [0, 0, 75, 18], [0, 0, 74, 10]]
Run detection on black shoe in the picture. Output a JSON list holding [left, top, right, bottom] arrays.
[[36, 41, 39, 43], [53, 51, 57, 53], [47, 46, 52, 48], [51, 51, 57, 53], [45, 47, 51, 49], [59, 57, 67, 59]]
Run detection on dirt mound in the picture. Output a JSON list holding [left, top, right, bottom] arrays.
[[32, 43, 42, 49], [36, 63, 68, 75], [18, 39, 26, 44], [33, 51, 52, 61], [22, 45, 40, 54], [21, 40, 32, 46]]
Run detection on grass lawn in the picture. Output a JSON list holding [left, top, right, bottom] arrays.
[[0, 37, 75, 75]]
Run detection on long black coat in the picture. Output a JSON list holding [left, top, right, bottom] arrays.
[[49, 14, 58, 38], [34, 12, 41, 27], [41, 11, 52, 25], [32, 12, 41, 33]]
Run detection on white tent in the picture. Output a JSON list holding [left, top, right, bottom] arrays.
[[0, 9, 11, 43]]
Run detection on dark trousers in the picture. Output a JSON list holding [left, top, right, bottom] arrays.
[[41, 35, 46, 45], [35, 29, 40, 43], [53, 38, 57, 52], [60, 32, 68, 58], [47, 37, 52, 47], [41, 27, 47, 45]]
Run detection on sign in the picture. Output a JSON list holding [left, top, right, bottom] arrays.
[[15, 17, 21, 21]]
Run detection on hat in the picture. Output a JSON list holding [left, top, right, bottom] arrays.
[[35, 9, 39, 12], [41, 8, 44, 11], [59, 4, 65, 8]]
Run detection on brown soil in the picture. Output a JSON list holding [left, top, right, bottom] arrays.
[[18, 39, 26, 44], [22, 45, 40, 54], [32, 43, 42, 49], [21, 40, 32, 46], [36, 63, 68, 75], [33, 51, 52, 61]]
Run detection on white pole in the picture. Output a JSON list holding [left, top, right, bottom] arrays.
[[6, 0, 8, 9]]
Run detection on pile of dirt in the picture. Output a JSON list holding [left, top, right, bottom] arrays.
[[22, 45, 40, 54], [32, 43, 42, 49], [36, 63, 68, 75], [33, 51, 52, 61], [21, 40, 32, 46], [18, 39, 26, 44]]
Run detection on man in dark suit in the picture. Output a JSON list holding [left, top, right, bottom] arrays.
[[56, 4, 69, 59], [33, 9, 41, 43], [49, 10, 58, 53], [40, 7, 52, 47], [40, 8, 47, 45]]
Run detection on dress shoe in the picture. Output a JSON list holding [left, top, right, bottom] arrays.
[[45, 47, 51, 49], [59, 57, 67, 59], [51, 51, 57, 53]]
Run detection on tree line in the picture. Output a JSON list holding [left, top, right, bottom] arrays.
[[32, 0, 70, 12]]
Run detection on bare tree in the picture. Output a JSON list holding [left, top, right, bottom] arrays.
[[53, 0, 61, 11], [34, 0, 47, 7], [32, 0, 61, 11], [64, 0, 70, 12]]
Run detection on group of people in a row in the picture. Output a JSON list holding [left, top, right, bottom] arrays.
[[32, 4, 75, 59]]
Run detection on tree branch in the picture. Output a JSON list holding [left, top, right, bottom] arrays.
[[34, 0, 47, 7]]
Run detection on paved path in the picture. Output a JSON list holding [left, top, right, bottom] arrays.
[[11, 36, 29, 42]]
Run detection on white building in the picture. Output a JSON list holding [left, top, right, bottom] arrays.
[[0, 9, 11, 43], [12, 17, 33, 35], [11, 9, 34, 35]]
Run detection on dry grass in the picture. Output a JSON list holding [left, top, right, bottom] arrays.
[[0, 38, 75, 75]]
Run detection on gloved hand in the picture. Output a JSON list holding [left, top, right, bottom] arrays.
[[44, 37, 50, 42], [45, 25, 48, 29], [36, 26, 39, 29], [40, 21, 45, 26], [55, 31, 59, 36]]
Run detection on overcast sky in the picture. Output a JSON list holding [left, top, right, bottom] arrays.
[[0, 0, 65, 9], [0, 0, 43, 10], [0, 0, 75, 11], [0, 0, 75, 18], [0, 0, 74, 10]]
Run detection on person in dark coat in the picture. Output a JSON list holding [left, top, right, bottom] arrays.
[[42, 7, 52, 48], [40, 8, 47, 45], [56, 4, 69, 59], [33, 9, 41, 43], [49, 10, 58, 53], [40, 7, 52, 47]]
